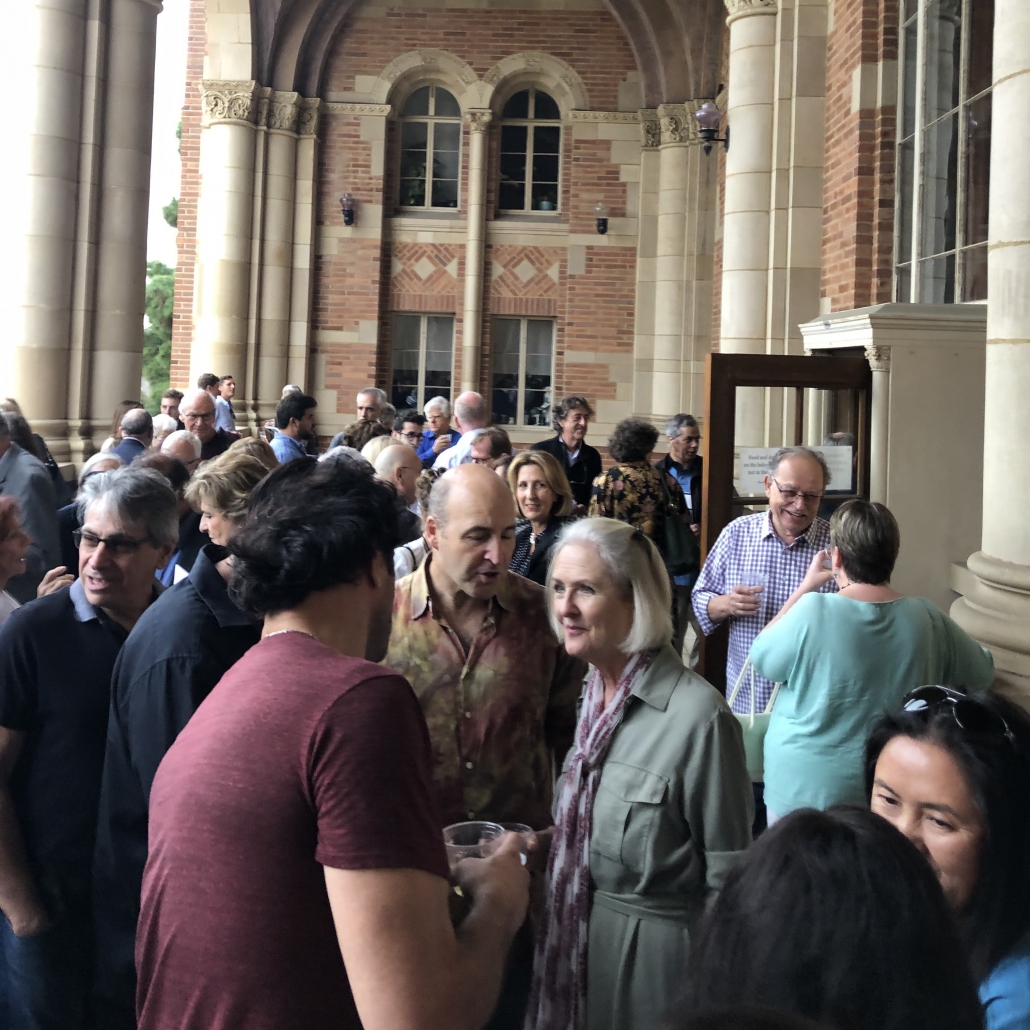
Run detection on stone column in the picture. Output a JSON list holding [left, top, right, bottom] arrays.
[[191, 80, 259, 387], [651, 105, 691, 421], [952, 0, 1030, 700], [255, 91, 301, 422], [632, 112, 661, 415], [865, 344, 890, 504], [8, 0, 88, 449], [460, 110, 492, 393], [720, 0, 778, 445], [90, 0, 162, 429]]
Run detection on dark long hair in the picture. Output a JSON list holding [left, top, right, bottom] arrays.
[[681, 807, 983, 1030], [865, 692, 1030, 981]]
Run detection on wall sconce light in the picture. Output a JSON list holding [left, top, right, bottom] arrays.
[[340, 192, 357, 226], [594, 201, 609, 236], [694, 102, 729, 156]]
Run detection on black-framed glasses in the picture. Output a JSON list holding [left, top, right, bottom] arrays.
[[399, 431, 423, 443], [902, 685, 1015, 745], [770, 477, 823, 505], [73, 529, 157, 557], [181, 411, 215, 423]]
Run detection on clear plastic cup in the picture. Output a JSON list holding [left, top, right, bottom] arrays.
[[443, 821, 505, 870]]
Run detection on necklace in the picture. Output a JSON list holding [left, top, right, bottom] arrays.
[[264, 629, 317, 640]]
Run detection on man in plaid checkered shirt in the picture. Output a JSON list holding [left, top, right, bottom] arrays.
[[693, 447, 838, 718]]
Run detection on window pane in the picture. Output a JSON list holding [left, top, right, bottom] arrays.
[[531, 181, 559, 210], [499, 181, 526, 210], [426, 317, 453, 394], [400, 178, 426, 207], [403, 87, 430, 117], [501, 125, 528, 153], [534, 125, 561, 155], [901, 16, 918, 140], [433, 88, 460, 117], [961, 245, 988, 302], [399, 147, 427, 179], [895, 263, 912, 304], [896, 139, 914, 265], [523, 321, 553, 427], [532, 153, 559, 184], [500, 152, 527, 184], [401, 121, 428, 148], [967, 0, 994, 98], [924, 0, 962, 123], [534, 91, 560, 120], [964, 94, 991, 247], [920, 111, 958, 258], [431, 178, 458, 208], [432, 147, 459, 182], [491, 319, 521, 424], [503, 90, 530, 119], [392, 315, 421, 409], [433, 121, 460, 152], [918, 253, 955, 304]]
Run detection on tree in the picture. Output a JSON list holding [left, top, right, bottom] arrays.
[[163, 197, 178, 228], [142, 261, 174, 413]]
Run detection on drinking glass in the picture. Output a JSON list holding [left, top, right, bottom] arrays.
[[443, 821, 505, 870], [736, 570, 768, 620]]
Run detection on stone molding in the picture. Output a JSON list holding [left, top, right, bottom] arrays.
[[322, 102, 393, 116], [481, 51, 590, 112], [298, 98, 321, 136], [569, 110, 639, 123], [370, 49, 479, 106], [268, 91, 302, 133], [724, 0, 777, 22], [466, 109, 494, 132], [201, 80, 260, 126], [865, 344, 891, 372], [657, 103, 699, 146], [640, 109, 661, 149]]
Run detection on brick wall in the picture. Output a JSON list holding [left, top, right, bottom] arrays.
[[169, 0, 206, 390], [821, 0, 899, 311]]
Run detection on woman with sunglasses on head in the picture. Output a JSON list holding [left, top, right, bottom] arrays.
[[748, 499, 994, 824], [867, 687, 1030, 1029]]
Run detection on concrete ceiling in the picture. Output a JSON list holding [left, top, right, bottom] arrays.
[[251, 0, 725, 107]]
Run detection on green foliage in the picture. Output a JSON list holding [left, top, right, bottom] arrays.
[[162, 196, 178, 228], [142, 261, 174, 413]]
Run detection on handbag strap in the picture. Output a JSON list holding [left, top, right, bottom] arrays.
[[763, 680, 782, 715], [727, 658, 752, 709]]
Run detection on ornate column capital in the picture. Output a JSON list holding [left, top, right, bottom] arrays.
[[865, 344, 891, 373], [466, 109, 494, 133], [268, 91, 302, 133], [298, 98, 321, 137], [639, 109, 661, 149], [724, 0, 778, 23], [656, 103, 699, 146], [201, 80, 260, 127]]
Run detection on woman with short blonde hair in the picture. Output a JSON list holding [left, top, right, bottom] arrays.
[[529, 518, 753, 1030], [506, 450, 575, 585], [184, 452, 270, 547]]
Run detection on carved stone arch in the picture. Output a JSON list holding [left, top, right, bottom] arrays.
[[370, 49, 482, 113], [480, 52, 590, 117]]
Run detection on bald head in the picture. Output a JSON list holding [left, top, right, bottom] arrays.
[[374, 443, 422, 505], [161, 429, 203, 472], [179, 389, 217, 444], [425, 463, 517, 600], [453, 391, 488, 433]]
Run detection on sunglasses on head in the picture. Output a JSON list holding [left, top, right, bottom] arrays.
[[902, 685, 1015, 746]]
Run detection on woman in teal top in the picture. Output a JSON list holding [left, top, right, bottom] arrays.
[[749, 500, 994, 821]]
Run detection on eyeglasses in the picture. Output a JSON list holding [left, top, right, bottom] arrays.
[[399, 431, 422, 443], [73, 529, 157, 557], [770, 477, 823, 504], [181, 411, 215, 423], [902, 685, 1015, 745]]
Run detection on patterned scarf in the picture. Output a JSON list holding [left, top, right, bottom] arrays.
[[526, 649, 658, 1030]]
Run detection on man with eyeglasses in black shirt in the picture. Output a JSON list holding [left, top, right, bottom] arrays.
[[0, 468, 176, 1029]]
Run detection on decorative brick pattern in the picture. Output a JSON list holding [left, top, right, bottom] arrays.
[[488, 245, 562, 298]]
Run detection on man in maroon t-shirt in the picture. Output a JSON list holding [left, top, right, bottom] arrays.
[[136, 457, 529, 1030]]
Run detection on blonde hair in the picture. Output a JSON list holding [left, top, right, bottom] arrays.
[[228, 435, 280, 471], [507, 451, 575, 519], [184, 451, 270, 522], [361, 435, 394, 465], [547, 517, 672, 654]]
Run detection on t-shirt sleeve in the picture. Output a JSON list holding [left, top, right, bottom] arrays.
[[309, 674, 449, 880], [748, 594, 811, 685], [0, 608, 40, 731], [937, 608, 995, 693]]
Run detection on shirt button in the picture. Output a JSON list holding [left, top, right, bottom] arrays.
[[465, 761, 473, 770], [467, 811, 475, 819], [464, 711, 472, 719]]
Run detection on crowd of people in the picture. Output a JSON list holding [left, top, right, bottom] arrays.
[[0, 376, 1026, 1030]]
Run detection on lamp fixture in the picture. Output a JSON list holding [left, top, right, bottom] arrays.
[[340, 192, 357, 226], [594, 201, 609, 235], [694, 102, 729, 156]]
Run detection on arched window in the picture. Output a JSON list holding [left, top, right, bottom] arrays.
[[398, 85, 461, 210], [498, 88, 562, 213]]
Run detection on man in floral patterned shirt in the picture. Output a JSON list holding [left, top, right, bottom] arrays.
[[384, 463, 586, 832]]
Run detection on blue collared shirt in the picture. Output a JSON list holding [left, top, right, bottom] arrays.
[[417, 428, 452, 465], [692, 511, 835, 713], [270, 431, 308, 464]]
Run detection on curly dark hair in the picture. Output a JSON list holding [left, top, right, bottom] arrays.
[[228, 458, 400, 616], [608, 418, 659, 464], [552, 395, 595, 431]]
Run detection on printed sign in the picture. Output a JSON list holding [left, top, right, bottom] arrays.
[[736, 446, 854, 496]]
